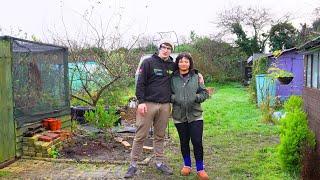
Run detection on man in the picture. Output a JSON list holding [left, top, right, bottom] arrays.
[[124, 40, 175, 178]]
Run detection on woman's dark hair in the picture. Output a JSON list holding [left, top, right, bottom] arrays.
[[175, 52, 194, 70]]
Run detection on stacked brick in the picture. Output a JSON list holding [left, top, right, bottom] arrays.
[[22, 130, 71, 158]]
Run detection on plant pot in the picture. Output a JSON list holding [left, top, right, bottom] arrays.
[[42, 118, 55, 130], [48, 119, 62, 131], [277, 77, 293, 85]]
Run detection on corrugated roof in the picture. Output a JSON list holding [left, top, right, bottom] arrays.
[[298, 36, 320, 51]]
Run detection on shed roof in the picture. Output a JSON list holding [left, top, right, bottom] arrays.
[[298, 36, 320, 51], [267, 47, 298, 58], [0, 36, 67, 53]]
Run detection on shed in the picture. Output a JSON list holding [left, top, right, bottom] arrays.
[[267, 48, 304, 101], [299, 36, 320, 160], [0, 36, 71, 166]]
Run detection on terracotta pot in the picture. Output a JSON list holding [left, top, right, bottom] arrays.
[[42, 118, 55, 130], [56, 119, 62, 130], [47, 119, 61, 131]]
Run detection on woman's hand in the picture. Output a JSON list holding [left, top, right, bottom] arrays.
[[198, 73, 204, 84]]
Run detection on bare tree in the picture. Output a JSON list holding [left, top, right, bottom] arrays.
[[216, 6, 272, 55], [49, 3, 141, 107]]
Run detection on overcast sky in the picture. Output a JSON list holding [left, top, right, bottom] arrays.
[[0, 0, 319, 44]]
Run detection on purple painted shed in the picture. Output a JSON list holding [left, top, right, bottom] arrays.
[[268, 48, 304, 101]]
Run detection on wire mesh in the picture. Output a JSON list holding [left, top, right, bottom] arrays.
[[9, 38, 69, 126]]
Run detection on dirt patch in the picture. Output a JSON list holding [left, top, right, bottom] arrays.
[[59, 106, 169, 163], [59, 132, 154, 162]]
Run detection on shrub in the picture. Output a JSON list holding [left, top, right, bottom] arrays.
[[48, 145, 60, 158], [278, 96, 316, 174], [84, 106, 119, 138], [191, 37, 246, 83], [283, 95, 303, 112]]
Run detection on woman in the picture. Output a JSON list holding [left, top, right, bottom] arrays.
[[171, 53, 209, 179]]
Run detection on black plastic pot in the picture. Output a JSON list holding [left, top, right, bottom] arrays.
[[277, 77, 293, 85], [70, 106, 94, 124]]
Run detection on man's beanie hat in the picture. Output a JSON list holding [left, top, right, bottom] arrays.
[[158, 39, 174, 51]]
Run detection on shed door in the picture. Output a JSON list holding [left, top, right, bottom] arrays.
[[0, 39, 16, 164]]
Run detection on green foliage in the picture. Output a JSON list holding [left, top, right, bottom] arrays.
[[174, 44, 193, 53], [71, 119, 79, 132], [253, 57, 269, 75], [249, 56, 269, 103], [272, 50, 282, 58], [191, 36, 246, 83], [217, 7, 271, 57], [101, 83, 135, 106], [84, 106, 119, 130], [268, 67, 294, 79], [278, 96, 316, 174], [283, 95, 303, 112], [48, 145, 60, 159], [269, 22, 297, 51], [231, 23, 262, 56], [0, 171, 11, 177], [144, 43, 157, 53]]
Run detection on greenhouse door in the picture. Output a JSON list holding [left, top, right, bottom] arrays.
[[0, 39, 16, 165]]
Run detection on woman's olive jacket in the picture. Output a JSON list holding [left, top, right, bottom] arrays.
[[170, 70, 209, 123]]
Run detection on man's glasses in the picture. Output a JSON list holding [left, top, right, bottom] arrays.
[[160, 45, 172, 51]]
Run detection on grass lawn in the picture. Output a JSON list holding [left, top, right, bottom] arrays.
[[159, 82, 297, 179]]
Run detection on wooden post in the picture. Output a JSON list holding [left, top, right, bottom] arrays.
[[0, 38, 16, 164]]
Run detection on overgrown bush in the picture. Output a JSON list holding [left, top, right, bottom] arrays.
[[190, 37, 246, 83], [278, 96, 316, 174]]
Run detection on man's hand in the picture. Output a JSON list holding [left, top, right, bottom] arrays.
[[198, 73, 205, 84], [137, 103, 147, 116]]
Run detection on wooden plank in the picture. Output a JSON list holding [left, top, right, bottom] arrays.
[[0, 39, 15, 163], [121, 141, 131, 149]]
